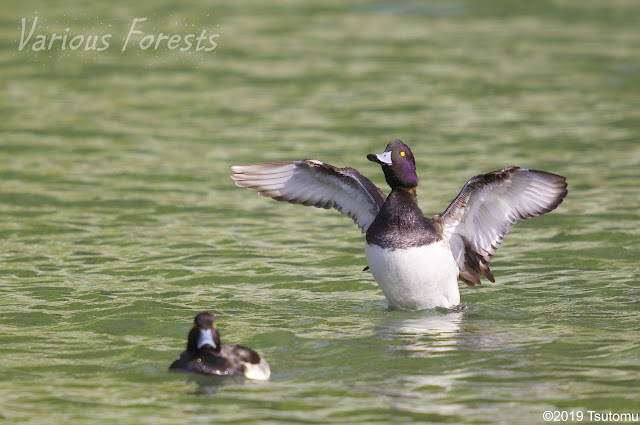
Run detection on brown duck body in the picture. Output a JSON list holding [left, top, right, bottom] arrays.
[[170, 313, 271, 380]]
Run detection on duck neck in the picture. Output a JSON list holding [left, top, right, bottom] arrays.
[[377, 186, 424, 226], [388, 187, 419, 209]]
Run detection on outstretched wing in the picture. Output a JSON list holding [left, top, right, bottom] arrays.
[[230, 159, 386, 233], [436, 166, 567, 287]]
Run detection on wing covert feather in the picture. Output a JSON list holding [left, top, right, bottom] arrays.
[[231, 159, 386, 232], [438, 167, 567, 286]]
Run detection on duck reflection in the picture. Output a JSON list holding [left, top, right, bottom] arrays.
[[378, 308, 465, 356], [186, 374, 266, 396], [373, 309, 468, 416]]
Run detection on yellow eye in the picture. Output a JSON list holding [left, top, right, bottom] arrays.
[[213, 323, 218, 328], [400, 151, 405, 157]]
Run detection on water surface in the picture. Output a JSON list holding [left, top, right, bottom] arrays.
[[1, 0, 639, 424]]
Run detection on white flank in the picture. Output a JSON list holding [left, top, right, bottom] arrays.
[[365, 240, 460, 310], [243, 357, 271, 381]]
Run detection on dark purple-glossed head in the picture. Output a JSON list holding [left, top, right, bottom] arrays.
[[367, 140, 418, 189], [186, 312, 221, 353]]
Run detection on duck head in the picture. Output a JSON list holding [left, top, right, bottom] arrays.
[[367, 140, 418, 189], [186, 312, 221, 353]]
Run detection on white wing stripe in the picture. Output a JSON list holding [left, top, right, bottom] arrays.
[[231, 160, 386, 232], [441, 167, 567, 286]]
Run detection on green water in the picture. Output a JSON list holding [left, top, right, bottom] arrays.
[[1, 0, 639, 424]]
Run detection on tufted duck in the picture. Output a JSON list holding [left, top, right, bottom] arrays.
[[170, 312, 271, 380], [231, 140, 567, 310]]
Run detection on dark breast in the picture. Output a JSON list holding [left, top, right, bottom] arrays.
[[366, 190, 441, 249]]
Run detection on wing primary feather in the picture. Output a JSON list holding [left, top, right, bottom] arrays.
[[231, 159, 386, 232], [440, 167, 567, 286]]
